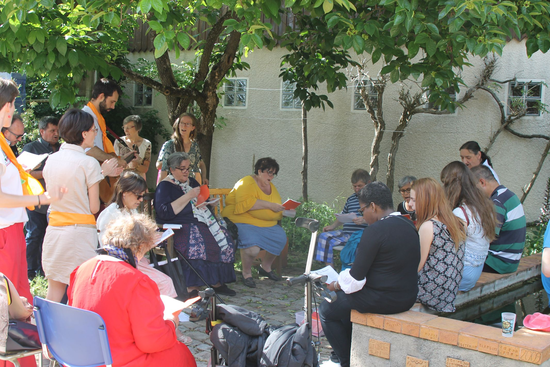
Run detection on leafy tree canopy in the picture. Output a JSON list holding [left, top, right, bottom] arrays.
[[0, 0, 548, 114]]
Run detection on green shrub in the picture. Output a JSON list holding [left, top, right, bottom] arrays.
[[30, 275, 48, 299], [282, 199, 342, 252]]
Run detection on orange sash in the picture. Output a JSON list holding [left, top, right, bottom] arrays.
[[86, 102, 115, 154], [48, 211, 96, 226], [0, 132, 44, 210]]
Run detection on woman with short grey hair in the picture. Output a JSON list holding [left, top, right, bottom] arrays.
[[154, 152, 236, 300], [397, 175, 417, 221]]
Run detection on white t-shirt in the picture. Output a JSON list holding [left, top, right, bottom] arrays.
[[453, 205, 490, 267], [0, 149, 28, 228]]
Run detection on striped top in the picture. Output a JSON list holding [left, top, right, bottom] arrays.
[[486, 185, 526, 274], [342, 193, 369, 233]]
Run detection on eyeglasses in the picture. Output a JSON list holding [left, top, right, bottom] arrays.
[[399, 188, 411, 194], [265, 170, 277, 177], [175, 166, 191, 172], [133, 192, 145, 200], [89, 127, 99, 133], [358, 205, 368, 214], [181, 122, 193, 127], [123, 124, 136, 130], [7, 129, 24, 139]]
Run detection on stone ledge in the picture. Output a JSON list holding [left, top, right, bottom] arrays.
[[455, 253, 542, 309], [351, 310, 550, 364]]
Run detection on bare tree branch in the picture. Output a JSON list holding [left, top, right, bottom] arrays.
[[522, 140, 550, 203]]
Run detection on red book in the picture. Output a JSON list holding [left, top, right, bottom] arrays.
[[196, 185, 210, 205], [282, 199, 301, 210]]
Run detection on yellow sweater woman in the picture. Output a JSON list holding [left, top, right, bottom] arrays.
[[222, 158, 287, 288]]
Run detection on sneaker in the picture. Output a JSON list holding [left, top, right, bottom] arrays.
[[330, 351, 340, 363], [213, 284, 236, 296]]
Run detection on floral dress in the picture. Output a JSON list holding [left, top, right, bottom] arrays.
[[417, 219, 465, 312], [157, 139, 202, 176]]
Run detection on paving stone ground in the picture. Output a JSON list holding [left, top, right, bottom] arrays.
[[179, 260, 334, 366]]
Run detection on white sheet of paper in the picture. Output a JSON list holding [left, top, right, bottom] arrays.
[[16, 151, 49, 171], [310, 265, 339, 284], [162, 224, 182, 230], [196, 197, 220, 209], [335, 213, 358, 223], [179, 312, 190, 322], [155, 228, 174, 245]]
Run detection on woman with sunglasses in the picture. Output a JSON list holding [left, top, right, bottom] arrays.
[[155, 152, 236, 299], [156, 113, 208, 185], [97, 170, 177, 297]]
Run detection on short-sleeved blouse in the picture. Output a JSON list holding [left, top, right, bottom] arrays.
[[43, 143, 103, 216], [158, 139, 201, 173], [417, 219, 465, 313], [221, 175, 283, 227]]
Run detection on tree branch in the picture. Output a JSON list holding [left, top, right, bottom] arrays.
[[521, 140, 550, 203]]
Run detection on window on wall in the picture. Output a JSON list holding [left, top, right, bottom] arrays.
[[281, 81, 301, 109], [223, 78, 247, 107], [134, 83, 153, 106], [508, 81, 544, 116], [354, 80, 378, 111]]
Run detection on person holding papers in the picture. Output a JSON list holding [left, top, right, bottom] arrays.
[[96, 170, 177, 297], [0, 78, 65, 367], [69, 214, 197, 367], [314, 169, 371, 264], [222, 157, 288, 288], [154, 152, 236, 298], [319, 182, 420, 367]]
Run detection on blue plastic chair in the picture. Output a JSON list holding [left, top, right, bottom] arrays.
[[33, 297, 112, 367]]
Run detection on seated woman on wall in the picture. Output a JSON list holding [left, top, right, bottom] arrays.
[[459, 141, 500, 183], [97, 170, 177, 297], [410, 178, 466, 312], [396, 175, 417, 221], [221, 157, 287, 288], [154, 152, 236, 298], [68, 214, 196, 367], [319, 182, 420, 367], [441, 161, 497, 291]]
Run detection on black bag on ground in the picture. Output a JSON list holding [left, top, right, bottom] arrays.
[[223, 217, 239, 243], [6, 320, 41, 351]]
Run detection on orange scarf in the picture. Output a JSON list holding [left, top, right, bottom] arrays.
[[0, 132, 44, 210], [86, 102, 115, 154]]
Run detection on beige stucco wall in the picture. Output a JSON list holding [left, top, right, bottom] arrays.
[[127, 39, 550, 222]]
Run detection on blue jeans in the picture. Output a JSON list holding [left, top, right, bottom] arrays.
[[459, 264, 484, 291], [319, 291, 353, 367], [25, 209, 48, 276]]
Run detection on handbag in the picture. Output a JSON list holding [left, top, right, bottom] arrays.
[[6, 320, 41, 351]]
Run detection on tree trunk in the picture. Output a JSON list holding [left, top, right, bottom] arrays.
[[301, 104, 308, 201], [521, 140, 550, 203], [386, 111, 412, 192], [363, 81, 385, 181]]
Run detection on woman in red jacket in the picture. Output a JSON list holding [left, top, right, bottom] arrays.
[[68, 213, 196, 367]]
